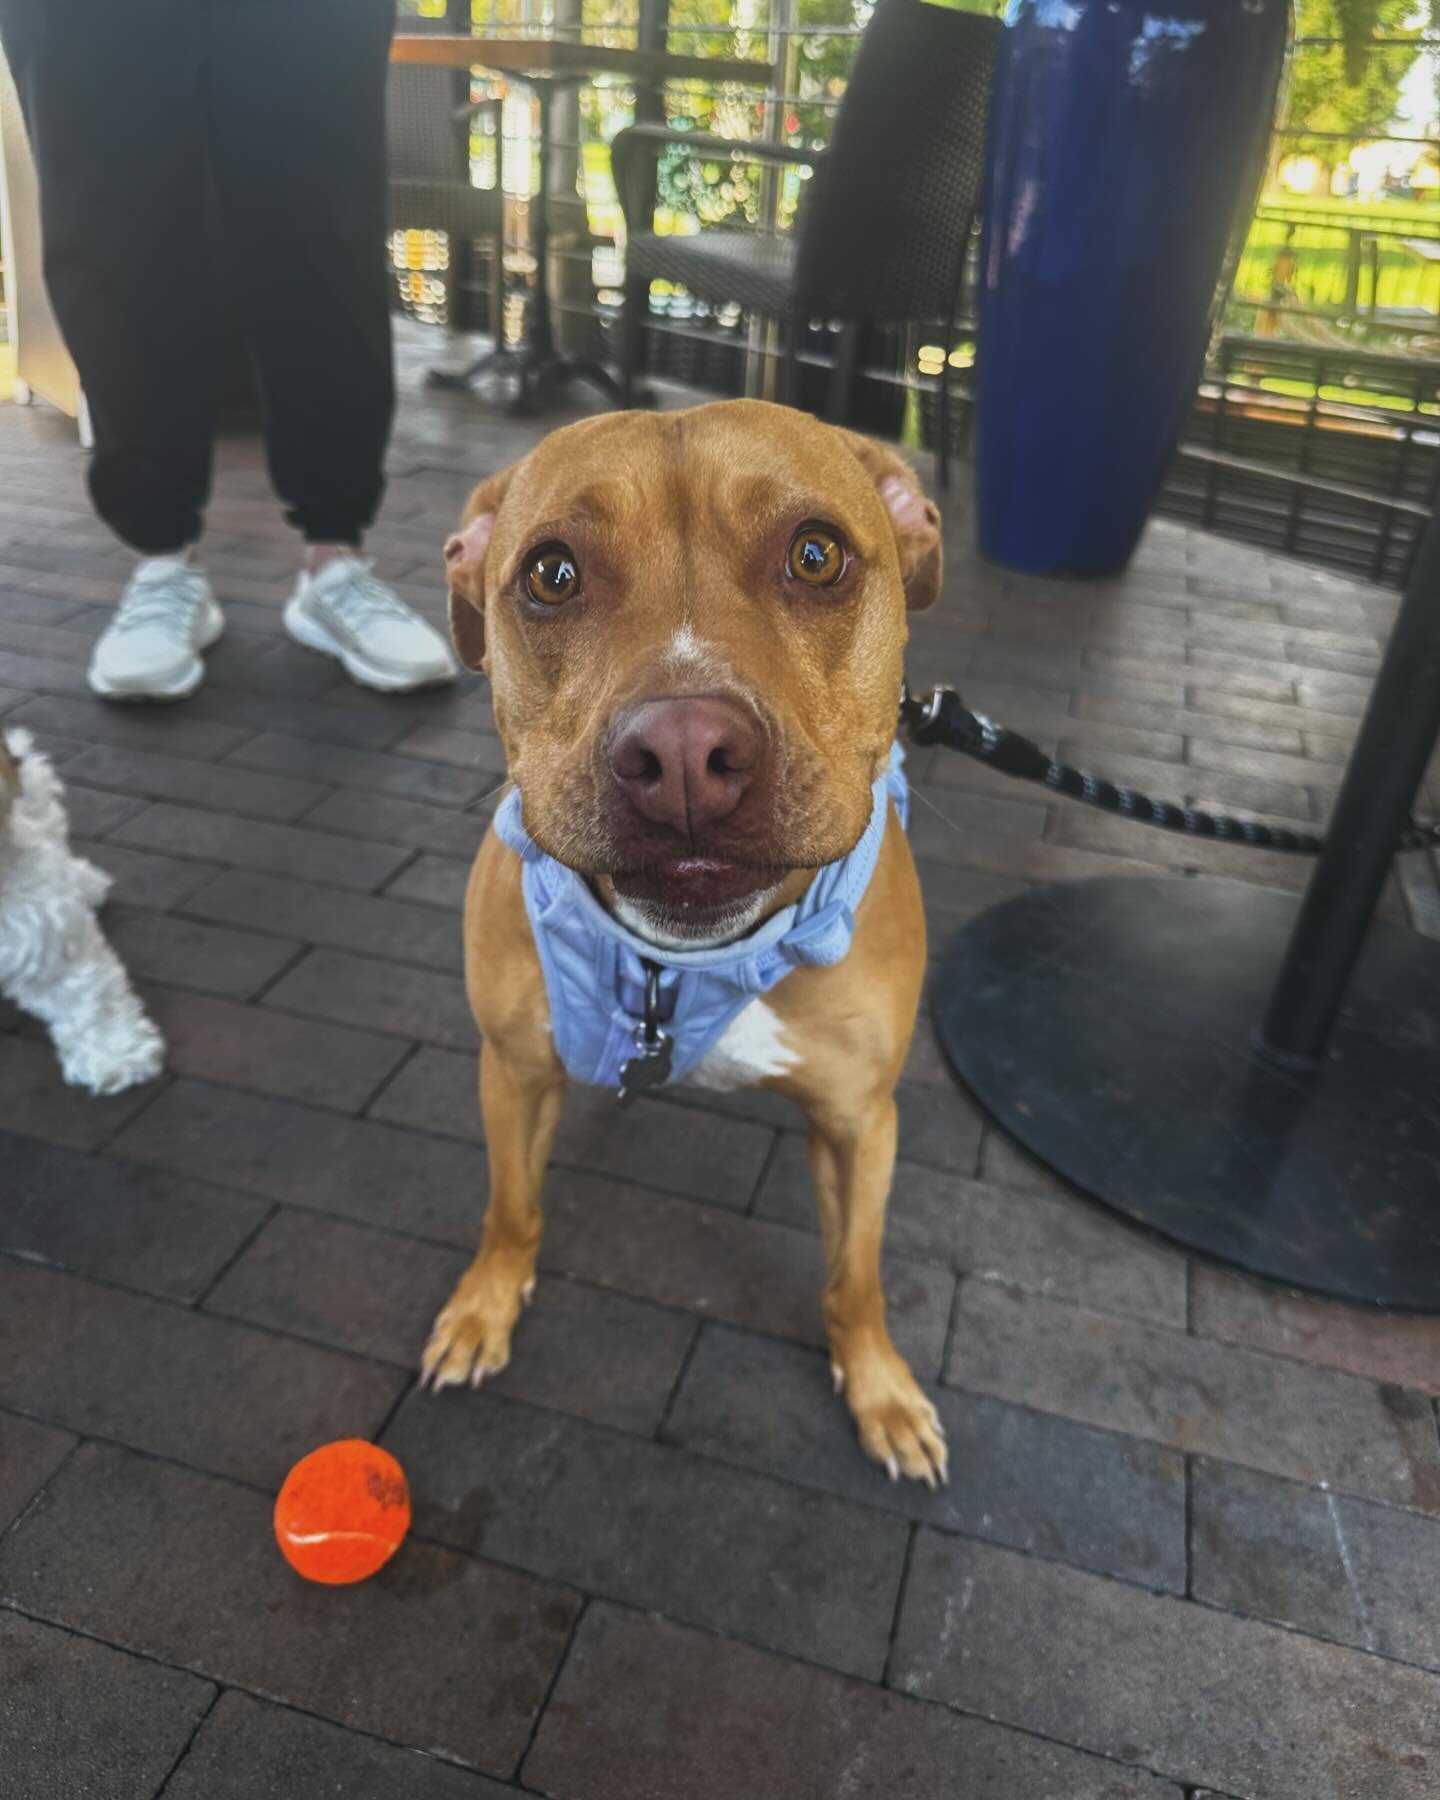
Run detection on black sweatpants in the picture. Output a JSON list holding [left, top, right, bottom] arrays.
[[0, 0, 397, 553]]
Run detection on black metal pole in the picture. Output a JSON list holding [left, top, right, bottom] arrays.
[[616, 0, 669, 399], [1260, 505, 1440, 1062], [636, 0, 670, 86], [528, 81, 554, 361], [441, 0, 472, 130]]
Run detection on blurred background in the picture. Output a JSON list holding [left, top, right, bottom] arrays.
[[378, 0, 1440, 585], [9, 0, 1440, 582]]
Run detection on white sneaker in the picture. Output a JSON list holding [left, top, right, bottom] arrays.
[[283, 557, 456, 692], [88, 557, 224, 701]]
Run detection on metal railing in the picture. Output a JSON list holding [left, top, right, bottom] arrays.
[[1155, 334, 1440, 584], [1196, 22, 1440, 580]]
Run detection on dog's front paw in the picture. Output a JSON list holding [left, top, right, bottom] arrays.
[[420, 1257, 535, 1394], [55, 1008, 164, 1096], [834, 1335, 948, 1489]]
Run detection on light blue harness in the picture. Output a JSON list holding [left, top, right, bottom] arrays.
[[493, 745, 909, 1091]]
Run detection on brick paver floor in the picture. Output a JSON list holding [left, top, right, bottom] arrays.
[[2, 328, 1439, 1799]]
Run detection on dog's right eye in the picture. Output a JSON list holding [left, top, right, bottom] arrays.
[[524, 545, 581, 606], [786, 524, 847, 587]]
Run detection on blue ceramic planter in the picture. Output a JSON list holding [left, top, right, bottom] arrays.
[[975, 0, 1289, 575]]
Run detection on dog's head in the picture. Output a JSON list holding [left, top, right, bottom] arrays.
[[446, 399, 940, 940]]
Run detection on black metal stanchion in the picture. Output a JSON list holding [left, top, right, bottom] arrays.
[[427, 79, 626, 412], [1260, 513, 1440, 1063], [931, 512, 1440, 1311]]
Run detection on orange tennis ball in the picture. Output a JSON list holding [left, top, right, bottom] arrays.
[[273, 1439, 411, 1585]]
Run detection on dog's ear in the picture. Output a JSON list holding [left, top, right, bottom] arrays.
[[444, 466, 517, 671], [836, 430, 942, 613]]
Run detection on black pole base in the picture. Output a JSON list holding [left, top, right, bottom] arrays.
[[425, 345, 628, 416], [931, 877, 1440, 1312]]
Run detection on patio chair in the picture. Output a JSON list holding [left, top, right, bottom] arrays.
[[386, 65, 504, 338], [609, 0, 1000, 488]]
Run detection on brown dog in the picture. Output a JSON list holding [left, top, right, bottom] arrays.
[[428, 399, 946, 1486]]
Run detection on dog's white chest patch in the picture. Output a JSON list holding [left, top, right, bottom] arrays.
[[686, 998, 798, 1090]]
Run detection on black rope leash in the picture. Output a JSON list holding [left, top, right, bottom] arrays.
[[899, 684, 1440, 857]]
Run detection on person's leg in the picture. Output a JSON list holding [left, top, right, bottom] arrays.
[[203, 0, 452, 690], [0, 0, 218, 554], [0, 0, 225, 699], [206, 0, 396, 547]]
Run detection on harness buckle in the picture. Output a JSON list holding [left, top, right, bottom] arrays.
[[617, 960, 674, 1105]]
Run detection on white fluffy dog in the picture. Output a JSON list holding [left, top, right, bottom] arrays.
[[0, 728, 163, 1095]]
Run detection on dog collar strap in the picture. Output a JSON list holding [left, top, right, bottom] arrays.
[[494, 744, 908, 1089]]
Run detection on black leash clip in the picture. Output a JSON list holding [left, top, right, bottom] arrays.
[[617, 960, 674, 1106], [899, 682, 986, 753], [898, 681, 953, 742]]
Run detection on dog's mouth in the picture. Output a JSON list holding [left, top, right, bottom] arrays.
[[607, 857, 789, 946], [610, 856, 786, 913]]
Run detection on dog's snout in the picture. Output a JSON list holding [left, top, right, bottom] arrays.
[[608, 696, 763, 835]]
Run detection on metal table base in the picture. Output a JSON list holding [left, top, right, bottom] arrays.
[[425, 79, 625, 416], [931, 507, 1440, 1311], [933, 878, 1440, 1310]]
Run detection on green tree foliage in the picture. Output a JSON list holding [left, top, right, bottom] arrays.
[[1285, 0, 1422, 165], [573, 0, 865, 229], [1333, 0, 1387, 84], [1432, 0, 1440, 131], [574, 0, 996, 230], [654, 0, 864, 228]]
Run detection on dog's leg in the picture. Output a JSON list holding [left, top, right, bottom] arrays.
[[807, 1094, 948, 1487], [0, 733, 162, 1094], [11, 917, 164, 1095], [0, 885, 163, 1097], [420, 1038, 565, 1392]]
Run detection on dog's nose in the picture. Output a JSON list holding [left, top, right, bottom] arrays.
[[608, 696, 763, 834]]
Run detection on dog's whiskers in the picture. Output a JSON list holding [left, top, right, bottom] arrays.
[[907, 782, 972, 840], [470, 775, 511, 811]]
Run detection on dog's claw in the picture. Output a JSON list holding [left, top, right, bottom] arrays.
[[420, 1263, 528, 1397], [831, 1364, 846, 1396], [839, 1342, 952, 1490]]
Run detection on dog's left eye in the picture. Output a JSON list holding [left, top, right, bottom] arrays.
[[786, 525, 846, 587], [525, 544, 581, 606]]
